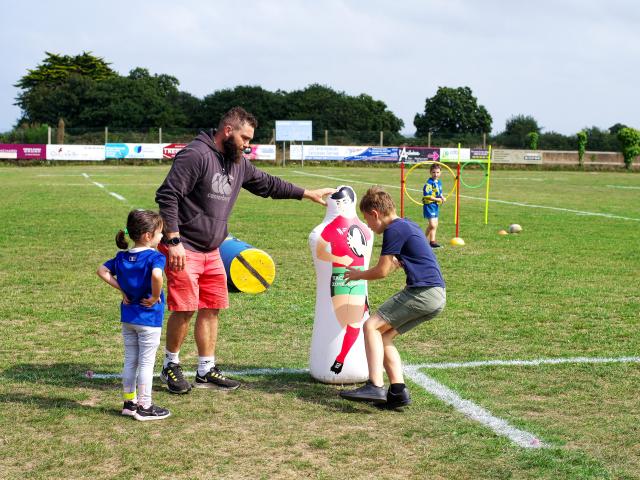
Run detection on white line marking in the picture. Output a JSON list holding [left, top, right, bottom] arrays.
[[82, 173, 89, 178], [293, 170, 640, 222], [109, 192, 126, 201], [413, 356, 640, 370], [606, 184, 640, 190], [87, 367, 307, 380], [404, 365, 547, 449], [92, 181, 105, 189]]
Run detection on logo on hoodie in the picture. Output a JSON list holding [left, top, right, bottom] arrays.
[[208, 172, 232, 200]]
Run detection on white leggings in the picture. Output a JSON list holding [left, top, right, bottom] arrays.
[[122, 323, 162, 407]]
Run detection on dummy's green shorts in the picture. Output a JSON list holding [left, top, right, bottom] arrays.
[[377, 286, 446, 334], [331, 267, 366, 296]]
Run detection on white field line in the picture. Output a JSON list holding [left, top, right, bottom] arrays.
[[109, 192, 126, 201], [607, 184, 640, 190], [292, 170, 640, 222], [84, 173, 130, 205], [84, 355, 640, 449], [412, 355, 640, 370], [403, 366, 547, 449]]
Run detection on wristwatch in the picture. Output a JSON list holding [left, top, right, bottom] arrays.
[[164, 236, 181, 246]]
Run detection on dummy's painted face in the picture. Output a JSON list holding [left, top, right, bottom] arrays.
[[334, 196, 352, 215]]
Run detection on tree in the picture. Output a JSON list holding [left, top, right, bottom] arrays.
[[495, 115, 541, 148], [79, 69, 187, 128], [527, 132, 539, 150], [577, 130, 587, 166], [15, 52, 117, 125], [413, 86, 492, 137], [617, 127, 640, 170]]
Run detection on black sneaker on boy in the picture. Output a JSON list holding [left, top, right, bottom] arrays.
[[121, 400, 137, 417], [161, 362, 192, 394], [385, 385, 412, 409], [339, 380, 387, 404], [134, 404, 171, 421], [194, 366, 241, 390], [430, 242, 442, 249]]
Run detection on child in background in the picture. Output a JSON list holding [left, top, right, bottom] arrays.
[[341, 186, 446, 408], [97, 209, 170, 421], [423, 163, 445, 248]]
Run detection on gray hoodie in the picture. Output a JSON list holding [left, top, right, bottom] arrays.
[[156, 131, 304, 252]]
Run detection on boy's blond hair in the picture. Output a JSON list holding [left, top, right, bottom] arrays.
[[359, 186, 396, 215]]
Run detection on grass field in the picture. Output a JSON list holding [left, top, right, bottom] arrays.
[[1, 164, 639, 479]]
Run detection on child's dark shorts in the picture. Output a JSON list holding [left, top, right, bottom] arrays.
[[377, 286, 446, 334]]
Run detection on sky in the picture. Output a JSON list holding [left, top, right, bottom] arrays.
[[1, 0, 639, 136]]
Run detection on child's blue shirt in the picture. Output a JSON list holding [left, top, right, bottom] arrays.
[[380, 218, 445, 288], [103, 248, 166, 327]]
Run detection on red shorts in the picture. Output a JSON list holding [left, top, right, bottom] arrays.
[[159, 244, 229, 311]]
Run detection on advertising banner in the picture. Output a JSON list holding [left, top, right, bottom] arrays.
[[162, 143, 187, 159], [470, 148, 490, 160], [244, 144, 276, 160], [275, 120, 313, 141], [105, 143, 164, 159], [46, 145, 106, 161], [439, 147, 471, 162], [290, 145, 398, 162], [0, 144, 46, 159], [398, 146, 441, 163], [492, 149, 543, 164]]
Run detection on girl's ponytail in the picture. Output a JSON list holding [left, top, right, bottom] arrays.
[[115, 230, 129, 250]]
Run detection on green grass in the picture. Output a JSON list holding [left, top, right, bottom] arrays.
[[0, 164, 639, 479]]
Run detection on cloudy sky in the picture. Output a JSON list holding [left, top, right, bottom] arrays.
[[1, 0, 638, 135]]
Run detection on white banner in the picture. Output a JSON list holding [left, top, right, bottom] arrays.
[[439, 147, 471, 161], [290, 145, 399, 161], [46, 145, 106, 161], [492, 149, 543, 164], [105, 143, 164, 159]]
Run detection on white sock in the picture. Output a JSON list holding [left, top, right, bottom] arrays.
[[164, 349, 180, 368], [197, 356, 216, 376]]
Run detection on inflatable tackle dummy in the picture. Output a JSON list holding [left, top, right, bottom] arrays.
[[308, 186, 373, 384]]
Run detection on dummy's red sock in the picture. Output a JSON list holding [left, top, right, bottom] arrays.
[[336, 325, 360, 363]]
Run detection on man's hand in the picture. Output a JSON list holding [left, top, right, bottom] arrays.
[[303, 188, 337, 206], [121, 293, 131, 305], [168, 243, 186, 271]]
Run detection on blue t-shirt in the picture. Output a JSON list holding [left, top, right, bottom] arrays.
[[381, 218, 445, 288], [423, 178, 443, 218], [103, 248, 166, 327]]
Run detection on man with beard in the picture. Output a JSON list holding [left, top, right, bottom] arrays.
[[155, 107, 334, 394]]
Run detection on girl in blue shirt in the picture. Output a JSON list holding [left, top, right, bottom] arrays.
[[97, 209, 170, 421]]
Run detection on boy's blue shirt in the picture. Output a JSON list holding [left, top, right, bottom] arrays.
[[103, 248, 166, 327], [380, 218, 445, 288], [423, 178, 443, 201]]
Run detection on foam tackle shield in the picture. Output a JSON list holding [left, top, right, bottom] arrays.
[[220, 236, 276, 294], [308, 186, 373, 383]]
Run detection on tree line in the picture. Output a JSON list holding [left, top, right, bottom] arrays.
[[6, 52, 640, 163]]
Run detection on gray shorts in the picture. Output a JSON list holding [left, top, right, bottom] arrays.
[[377, 286, 446, 334]]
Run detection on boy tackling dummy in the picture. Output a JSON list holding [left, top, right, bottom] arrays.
[[341, 186, 446, 408]]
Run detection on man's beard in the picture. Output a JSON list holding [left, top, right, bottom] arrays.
[[223, 137, 243, 164]]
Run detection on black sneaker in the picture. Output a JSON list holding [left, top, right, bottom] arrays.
[[330, 360, 343, 374], [161, 362, 192, 394], [384, 386, 412, 409], [121, 400, 137, 417], [339, 380, 386, 404], [194, 366, 240, 390], [134, 404, 171, 421], [430, 242, 442, 249]]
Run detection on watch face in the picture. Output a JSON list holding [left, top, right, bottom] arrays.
[[167, 237, 181, 245]]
